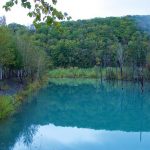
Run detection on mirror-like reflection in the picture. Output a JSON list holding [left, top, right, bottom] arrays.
[[12, 124, 150, 150], [0, 79, 150, 150]]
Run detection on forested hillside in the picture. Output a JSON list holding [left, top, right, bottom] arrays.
[[35, 15, 150, 69], [1, 15, 150, 82]]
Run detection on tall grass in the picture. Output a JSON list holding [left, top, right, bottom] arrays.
[[49, 67, 105, 78], [48, 67, 116, 79], [49, 67, 150, 81]]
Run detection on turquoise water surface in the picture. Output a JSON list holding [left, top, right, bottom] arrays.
[[0, 79, 150, 150]]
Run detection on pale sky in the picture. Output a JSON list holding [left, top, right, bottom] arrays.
[[0, 0, 150, 25]]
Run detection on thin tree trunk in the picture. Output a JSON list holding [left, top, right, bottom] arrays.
[[0, 66, 3, 80]]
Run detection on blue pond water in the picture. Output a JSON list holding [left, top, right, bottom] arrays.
[[0, 79, 150, 150]]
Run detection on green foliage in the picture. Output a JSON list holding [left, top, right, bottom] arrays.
[[0, 26, 17, 68], [33, 16, 150, 68], [48, 78, 99, 86], [0, 96, 14, 119], [3, 0, 70, 26], [0, 25, 48, 81], [48, 67, 139, 81], [0, 78, 48, 120], [49, 68, 99, 78]]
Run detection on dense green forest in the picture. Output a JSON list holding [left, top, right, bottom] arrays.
[[0, 23, 48, 82], [1, 15, 150, 82]]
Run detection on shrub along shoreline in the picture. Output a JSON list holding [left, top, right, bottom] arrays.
[[48, 67, 150, 81], [0, 77, 48, 120]]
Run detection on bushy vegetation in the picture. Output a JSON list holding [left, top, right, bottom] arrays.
[[49, 67, 150, 81], [0, 25, 48, 82], [49, 68, 99, 78], [0, 96, 14, 119], [0, 78, 48, 120]]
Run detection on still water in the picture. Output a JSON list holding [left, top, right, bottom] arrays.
[[0, 79, 150, 150]]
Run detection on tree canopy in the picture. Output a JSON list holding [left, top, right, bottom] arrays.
[[32, 16, 150, 69]]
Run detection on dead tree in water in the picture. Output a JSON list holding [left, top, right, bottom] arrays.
[[117, 42, 124, 80], [138, 66, 144, 92], [146, 53, 150, 80], [95, 57, 103, 82]]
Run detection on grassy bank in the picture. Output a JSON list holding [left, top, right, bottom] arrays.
[[49, 67, 150, 81], [0, 77, 48, 120], [48, 68, 103, 78], [0, 96, 15, 119]]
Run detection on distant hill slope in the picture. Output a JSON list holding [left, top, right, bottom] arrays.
[[132, 15, 150, 33], [7, 15, 150, 68]]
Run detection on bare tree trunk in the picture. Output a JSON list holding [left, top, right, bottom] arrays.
[[0, 65, 3, 80], [100, 65, 103, 83], [120, 65, 123, 80], [36, 58, 41, 81], [132, 63, 135, 81]]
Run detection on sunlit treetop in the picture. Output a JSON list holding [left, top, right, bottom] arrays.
[[3, 0, 71, 27]]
